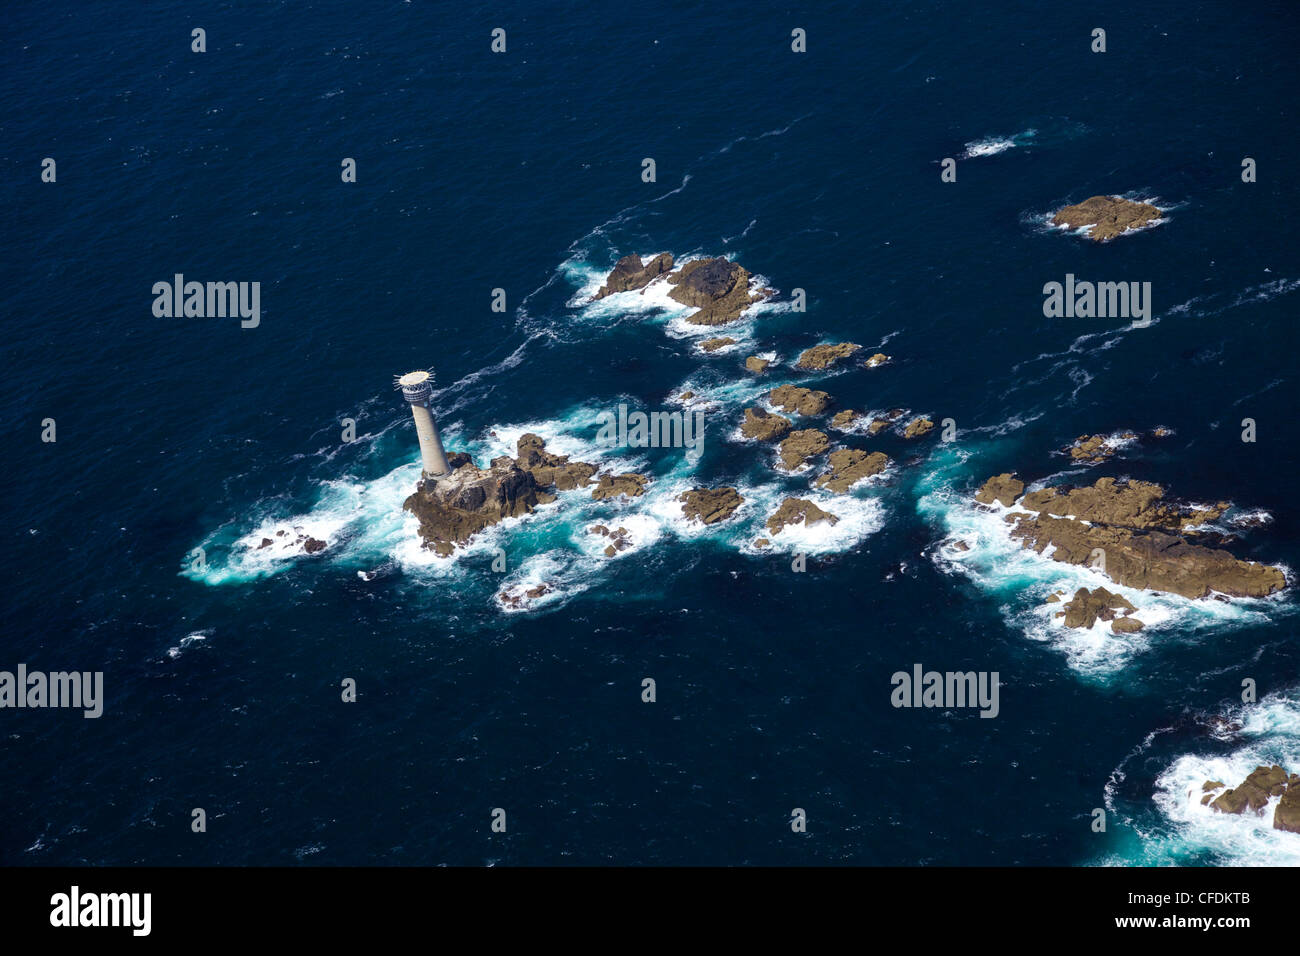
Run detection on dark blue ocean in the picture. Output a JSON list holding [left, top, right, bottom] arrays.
[[3, 1, 1299, 865]]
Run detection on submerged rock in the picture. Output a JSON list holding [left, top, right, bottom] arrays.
[[497, 582, 555, 609], [768, 384, 832, 416], [741, 407, 792, 442], [1052, 195, 1162, 242], [594, 253, 674, 299], [815, 449, 889, 493], [679, 487, 744, 524], [766, 497, 839, 535], [795, 342, 860, 370]]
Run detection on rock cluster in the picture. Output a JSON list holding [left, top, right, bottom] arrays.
[[589, 524, 634, 557], [974, 475, 1286, 600], [1051, 195, 1162, 242], [257, 529, 328, 554], [1203, 766, 1300, 833], [1055, 586, 1143, 632], [405, 434, 601, 556]]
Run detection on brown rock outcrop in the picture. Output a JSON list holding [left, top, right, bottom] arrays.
[[745, 356, 771, 374], [1052, 195, 1162, 242], [1056, 586, 1135, 628], [778, 429, 831, 470], [795, 342, 860, 370], [975, 474, 1025, 508], [766, 497, 839, 535], [679, 487, 744, 524], [594, 253, 674, 298], [903, 417, 935, 439], [815, 449, 889, 493], [668, 257, 771, 326], [404, 435, 596, 556], [591, 473, 648, 500], [741, 407, 792, 442], [699, 336, 736, 352], [981, 476, 1286, 600], [768, 384, 832, 416]]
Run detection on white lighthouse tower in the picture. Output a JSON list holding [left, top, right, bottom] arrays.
[[396, 369, 451, 478]]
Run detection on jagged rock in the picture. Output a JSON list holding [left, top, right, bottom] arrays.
[[778, 429, 830, 470], [766, 497, 839, 535], [768, 384, 832, 416], [591, 473, 648, 500], [1275, 779, 1300, 833], [745, 356, 771, 374], [741, 407, 792, 442], [679, 487, 744, 524], [595, 253, 674, 299], [404, 435, 594, 555], [815, 449, 889, 493], [303, 537, 327, 554], [516, 433, 596, 490], [667, 257, 771, 325], [1018, 478, 1229, 534], [975, 474, 1025, 507], [1203, 780, 1225, 792], [795, 342, 860, 370], [986, 476, 1286, 600], [865, 353, 889, 368], [699, 336, 736, 352], [1058, 587, 1136, 628], [903, 417, 934, 439], [1111, 616, 1144, 634], [1211, 765, 1289, 815], [258, 538, 273, 549], [831, 409, 862, 430], [1052, 195, 1162, 242], [867, 409, 905, 435]]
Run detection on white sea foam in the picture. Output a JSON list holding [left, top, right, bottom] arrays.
[[918, 458, 1278, 680], [1133, 693, 1300, 866]]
